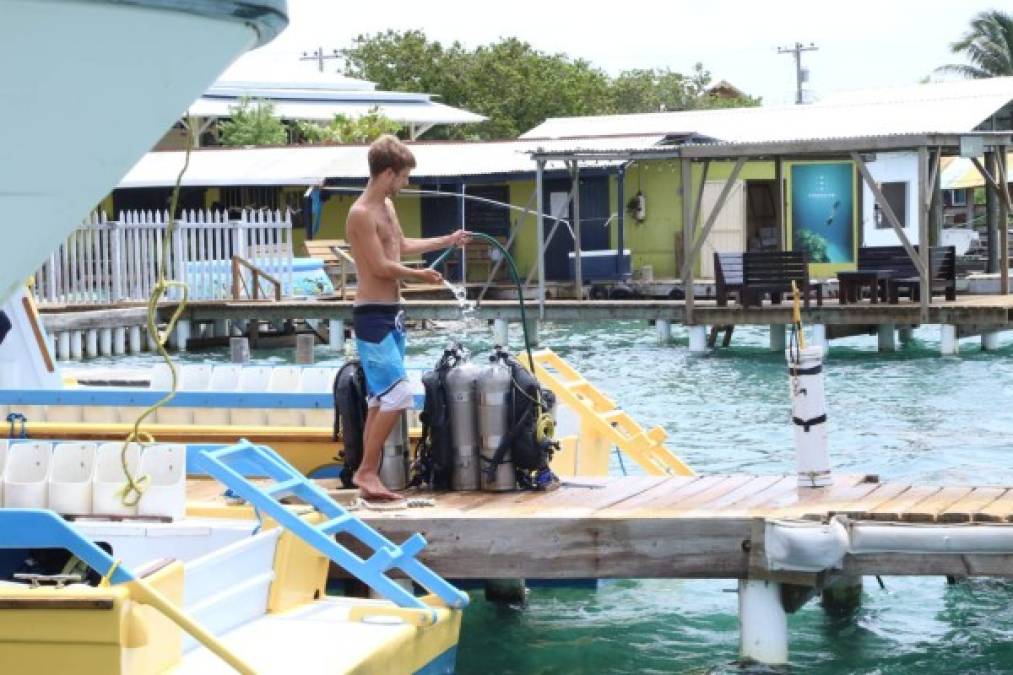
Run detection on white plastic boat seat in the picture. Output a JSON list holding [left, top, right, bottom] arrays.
[[94, 442, 142, 516], [303, 408, 333, 428], [268, 366, 302, 393], [156, 405, 193, 425], [49, 442, 97, 515], [209, 365, 243, 392], [137, 443, 186, 521], [4, 441, 52, 508], [299, 367, 337, 393], [237, 366, 272, 392], [148, 363, 173, 391], [43, 405, 83, 423], [0, 439, 7, 503], [180, 364, 213, 391]]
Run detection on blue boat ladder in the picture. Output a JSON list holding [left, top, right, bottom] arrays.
[[192, 440, 469, 613]]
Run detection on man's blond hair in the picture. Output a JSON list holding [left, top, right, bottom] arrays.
[[368, 134, 416, 177]]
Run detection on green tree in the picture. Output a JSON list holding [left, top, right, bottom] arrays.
[[218, 98, 288, 146], [296, 109, 402, 144], [936, 9, 1013, 78]]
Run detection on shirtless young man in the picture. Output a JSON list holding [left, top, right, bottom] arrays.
[[346, 135, 471, 500]]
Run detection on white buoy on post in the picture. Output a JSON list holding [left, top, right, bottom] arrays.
[[688, 325, 707, 353], [656, 319, 672, 344], [493, 318, 509, 347], [738, 579, 788, 666]]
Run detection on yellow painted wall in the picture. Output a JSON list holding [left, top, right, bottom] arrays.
[[308, 186, 422, 255]]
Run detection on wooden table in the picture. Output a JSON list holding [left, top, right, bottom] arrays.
[[837, 269, 894, 304]]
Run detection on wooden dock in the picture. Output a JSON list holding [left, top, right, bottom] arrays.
[[299, 474, 1013, 580]]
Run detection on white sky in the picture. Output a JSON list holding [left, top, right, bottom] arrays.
[[244, 0, 1003, 106]]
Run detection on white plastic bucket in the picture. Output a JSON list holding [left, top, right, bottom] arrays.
[[49, 442, 97, 515], [137, 443, 186, 521], [94, 442, 141, 516], [4, 442, 52, 508]]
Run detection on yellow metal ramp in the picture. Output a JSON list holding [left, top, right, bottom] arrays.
[[525, 349, 694, 477]]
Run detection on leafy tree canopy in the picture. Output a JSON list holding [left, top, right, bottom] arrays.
[[218, 98, 288, 146], [936, 9, 1013, 78], [296, 109, 402, 144], [342, 30, 760, 140]]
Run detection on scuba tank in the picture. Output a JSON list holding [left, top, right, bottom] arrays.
[[477, 354, 515, 491], [445, 361, 482, 490], [378, 411, 410, 490]]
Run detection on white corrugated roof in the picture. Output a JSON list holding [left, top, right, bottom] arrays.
[[521, 77, 1013, 144], [118, 135, 668, 188], [189, 95, 486, 125]]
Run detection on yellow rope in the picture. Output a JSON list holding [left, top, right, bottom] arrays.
[[118, 120, 193, 507]]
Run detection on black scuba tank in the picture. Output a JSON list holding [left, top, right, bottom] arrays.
[[333, 360, 368, 489]]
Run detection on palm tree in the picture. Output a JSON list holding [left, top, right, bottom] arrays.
[[936, 9, 1013, 78]]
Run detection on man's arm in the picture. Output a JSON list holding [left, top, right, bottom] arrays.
[[347, 208, 440, 283]]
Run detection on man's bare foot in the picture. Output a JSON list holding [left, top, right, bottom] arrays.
[[352, 472, 402, 501]]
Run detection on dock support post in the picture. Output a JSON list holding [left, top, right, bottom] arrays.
[[57, 332, 70, 361], [940, 325, 959, 356], [484, 578, 527, 605], [877, 323, 897, 352], [787, 343, 832, 487], [295, 334, 315, 364], [128, 326, 141, 354], [493, 318, 509, 346], [113, 327, 126, 356], [688, 325, 707, 354], [328, 319, 345, 352], [898, 327, 913, 346], [821, 574, 863, 618], [146, 327, 158, 352], [174, 319, 190, 352], [524, 319, 540, 347], [230, 337, 250, 364], [811, 324, 828, 354], [982, 331, 1001, 351], [656, 319, 672, 344], [738, 579, 788, 666], [98, 328, 112, 357], [769, 324, 786, 352], [85, 329, 98, 359], [70, 331, 83, 361]]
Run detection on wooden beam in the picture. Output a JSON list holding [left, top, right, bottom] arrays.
[[535, 159, 545, 318], [918, 147, 931, 322], [999, 148, 1010, 294], [681, 159, 695, 323], [851, 152, 925, 278], [680, 157, 747, 285], [571, 161, 583, 299]]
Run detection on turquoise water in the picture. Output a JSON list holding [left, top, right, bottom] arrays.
[[81, 320, 1013, 673]]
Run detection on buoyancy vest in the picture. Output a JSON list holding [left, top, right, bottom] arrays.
[[332, 360, 368, 489]]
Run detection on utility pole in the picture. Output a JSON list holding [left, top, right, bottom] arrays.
[[777, 42, 818, 104], [299, 46, 342, 73]]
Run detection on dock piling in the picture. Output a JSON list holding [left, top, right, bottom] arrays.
[[787, 344, 832, 487], [174, 319, 190, 352], [70, 331, 82, 361], [128, 326, 142, 354], [112, 327, 125, 356], [85, 329, 98, 359], [940, 325, 959, 356], [230, 337, 250, 364], [688, 325, 707, 353], [484, 578, 528, 605], [811, 324, 828, 354], [821, 574, 863, 618], [493, 318, 509, 347], [738, 579, 788, 666], [877, 324, 897, 352], [57, 332, 70, 361], [524, 319, 540, 347], [656, 319, 672, 344], [769, 324, 786, 351], [328, 319, 345, 352], [98, 328, 112, 357], [982, 331, 1001, 351], [898, 327, 913, 346], [295, 334, 315, 364]]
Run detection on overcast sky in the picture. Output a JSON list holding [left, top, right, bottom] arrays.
[[247, 0, 1004, 106]]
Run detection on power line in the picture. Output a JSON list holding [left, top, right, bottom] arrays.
[[777, 42, 819, 104], [299, 46, 342, 73]]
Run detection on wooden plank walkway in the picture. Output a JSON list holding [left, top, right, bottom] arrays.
[[39, 295, 1013, 332], [283, 474, 1013, 580]]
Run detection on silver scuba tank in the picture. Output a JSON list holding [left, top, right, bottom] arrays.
[[477, 357, 515, 491], [445, 362, 482, 490], [378, 411, 410, 490]]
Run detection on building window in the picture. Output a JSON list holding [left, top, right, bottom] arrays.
[[951, 189, 968, 207], [874, 181, 907, 229]]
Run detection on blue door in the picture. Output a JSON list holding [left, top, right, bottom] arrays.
[[542, 175, 611, 280]]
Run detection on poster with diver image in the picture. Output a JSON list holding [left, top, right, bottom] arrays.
[[788, 161, 856, 270]]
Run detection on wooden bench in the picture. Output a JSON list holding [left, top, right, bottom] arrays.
[[303, 239, 356, 299], [838, 245, 956, 304], [888, 245, 956, 303], [714, 252, 744, 307], [741, 251, 822, 309]]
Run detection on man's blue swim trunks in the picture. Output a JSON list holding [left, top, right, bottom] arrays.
[[353, 303, 413, 411]]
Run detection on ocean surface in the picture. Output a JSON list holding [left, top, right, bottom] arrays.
[[81, 319, 1013, 673]]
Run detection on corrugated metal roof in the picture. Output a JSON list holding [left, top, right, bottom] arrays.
[[521, 77, 1013, 144], [117, 135, 668, 188], [188, 96, 486, 125]]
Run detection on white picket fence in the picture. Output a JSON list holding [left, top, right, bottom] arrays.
[[32, 209, 294, 305]]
